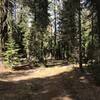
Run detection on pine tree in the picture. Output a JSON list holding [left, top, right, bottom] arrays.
[[59, 0, 78, 61], [4, 33, 19, 67]]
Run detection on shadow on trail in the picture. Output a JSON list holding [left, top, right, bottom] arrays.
[[0, 70, 36, 79], [0, 68, 100, 100]]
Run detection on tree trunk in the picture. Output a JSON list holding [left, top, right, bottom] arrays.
[[0, 0, 8, 53], [54, 0, 57, 59], [78, 0, 83, 71], [92, 0, 100, 39], [0, 0, 8, 69]]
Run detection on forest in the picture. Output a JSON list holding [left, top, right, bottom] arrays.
[[0, 0, 100, 100]]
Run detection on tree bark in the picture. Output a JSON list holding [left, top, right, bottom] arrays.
[[78, 0, 83, 71]]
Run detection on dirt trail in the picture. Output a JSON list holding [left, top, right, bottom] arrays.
[[0, 65, 100, 100]]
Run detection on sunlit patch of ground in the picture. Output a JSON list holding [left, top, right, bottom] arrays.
[[0, 64, 100, 100], [0, 64, 11, 73], [0, 65, 73, 81]]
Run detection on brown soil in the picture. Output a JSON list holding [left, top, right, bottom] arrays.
[[0, 64, 100, 100]]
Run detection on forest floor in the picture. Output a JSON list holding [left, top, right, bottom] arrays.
[[0, 61, 100, 100]]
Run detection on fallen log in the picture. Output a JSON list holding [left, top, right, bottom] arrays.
[[13, 64, 33, 70]]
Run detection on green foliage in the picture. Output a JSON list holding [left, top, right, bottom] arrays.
[[3, 34, 20, 67], [59, 0, 78, 60], [1, 0, 100, 77]]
